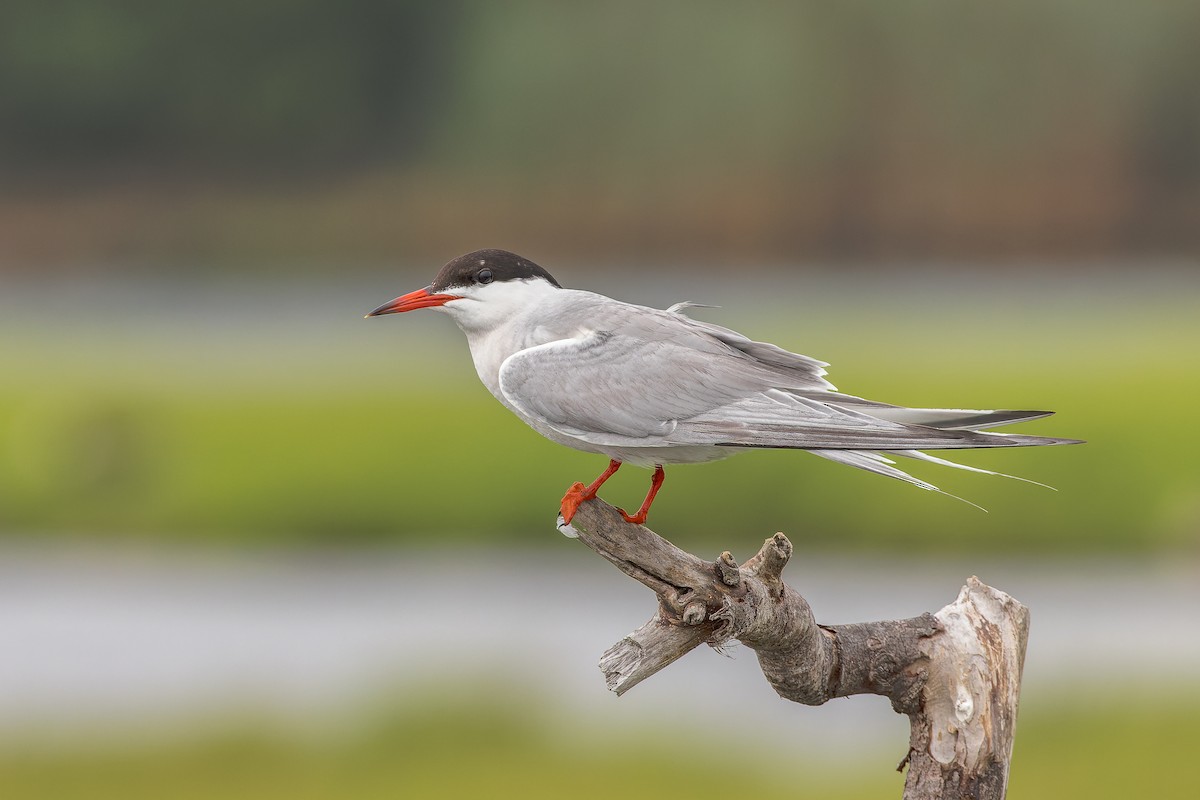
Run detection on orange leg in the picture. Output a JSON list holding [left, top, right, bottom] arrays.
[[617, 465, 666, 525], [560, 459, 622, 524]]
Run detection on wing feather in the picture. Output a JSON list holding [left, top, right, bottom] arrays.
[[672, 394, 1079, 450], [498, 329, 767, 440], [495, 293, 1079, 454]]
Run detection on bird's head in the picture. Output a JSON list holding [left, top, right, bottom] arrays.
[[366, 249, 562, 332]]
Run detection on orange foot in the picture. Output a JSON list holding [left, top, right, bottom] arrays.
[[616, 464, 666, 525], [616, 506, 648, 525], [559, 460, 623, 525], [559, 482, 589, 525]]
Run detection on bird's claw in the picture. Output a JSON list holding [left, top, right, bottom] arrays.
[[616, 506, 648, 525], [559, 482, 590, 525]]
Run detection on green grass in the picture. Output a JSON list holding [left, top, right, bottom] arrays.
[[3, 298, 1197, 553], [1009, 698, 1196, 798], [2, 692, 1195, 800]]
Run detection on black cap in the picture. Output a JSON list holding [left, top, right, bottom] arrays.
[[430, 249, 562, 292]]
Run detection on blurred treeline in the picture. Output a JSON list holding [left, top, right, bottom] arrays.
[[2, 0, 1198, 268]]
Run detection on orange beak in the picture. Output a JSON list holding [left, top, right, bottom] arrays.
[[365, 287, 461, 317]]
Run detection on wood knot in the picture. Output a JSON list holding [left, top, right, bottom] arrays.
[[715, 551, 742, 586], [682, 601, 707, 626]]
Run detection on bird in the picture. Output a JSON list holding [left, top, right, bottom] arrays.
[[367, 249, 1080, 525]]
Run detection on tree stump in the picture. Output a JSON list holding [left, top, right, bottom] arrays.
[[558, 498, 1030, 800]]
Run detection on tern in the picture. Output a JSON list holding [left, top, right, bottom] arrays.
[[368, 249, 1080, 524]]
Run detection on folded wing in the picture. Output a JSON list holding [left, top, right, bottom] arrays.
[[498, 298, 1079, 472]]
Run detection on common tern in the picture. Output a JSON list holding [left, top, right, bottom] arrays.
[[368, 249, 1080, 524]]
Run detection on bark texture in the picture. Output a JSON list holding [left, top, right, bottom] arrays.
[[558, 498, 1029, 800]]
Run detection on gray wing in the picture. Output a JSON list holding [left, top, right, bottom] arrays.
[[497, 331, 768, 445], [674, 315, 836, 391], [497, 300, 833, 445], [499, 297, 1078, 451], [671, 391, 1079, 450], [667, 304, 1077, 450]]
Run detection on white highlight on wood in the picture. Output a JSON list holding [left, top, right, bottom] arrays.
[[923, 578, 1028, 784]]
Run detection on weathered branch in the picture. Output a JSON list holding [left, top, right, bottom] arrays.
[[557, 498, 1029, 800]]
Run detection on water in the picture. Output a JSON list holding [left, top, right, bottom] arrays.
[[3, 542, 1197, 753]]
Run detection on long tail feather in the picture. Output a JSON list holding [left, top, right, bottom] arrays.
[[807, 449, 988, 512], [894, 450, 1056, 490]]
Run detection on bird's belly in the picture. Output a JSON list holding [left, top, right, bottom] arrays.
[[595, 443, 740, 467], [509, 421, 740, 466]]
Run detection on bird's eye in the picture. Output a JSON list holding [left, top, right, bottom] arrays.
[[476, 268, 494, 285]]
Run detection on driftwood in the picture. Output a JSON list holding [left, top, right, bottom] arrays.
[[557, 498, 1029, 800]]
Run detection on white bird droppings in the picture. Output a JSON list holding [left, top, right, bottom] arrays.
[[954, 684, 975, 725]]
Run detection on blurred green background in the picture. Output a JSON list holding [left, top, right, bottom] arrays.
[[2, 2, 1198, 799]]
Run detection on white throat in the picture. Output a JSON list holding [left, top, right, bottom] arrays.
[[440, 278, 561, 336]]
